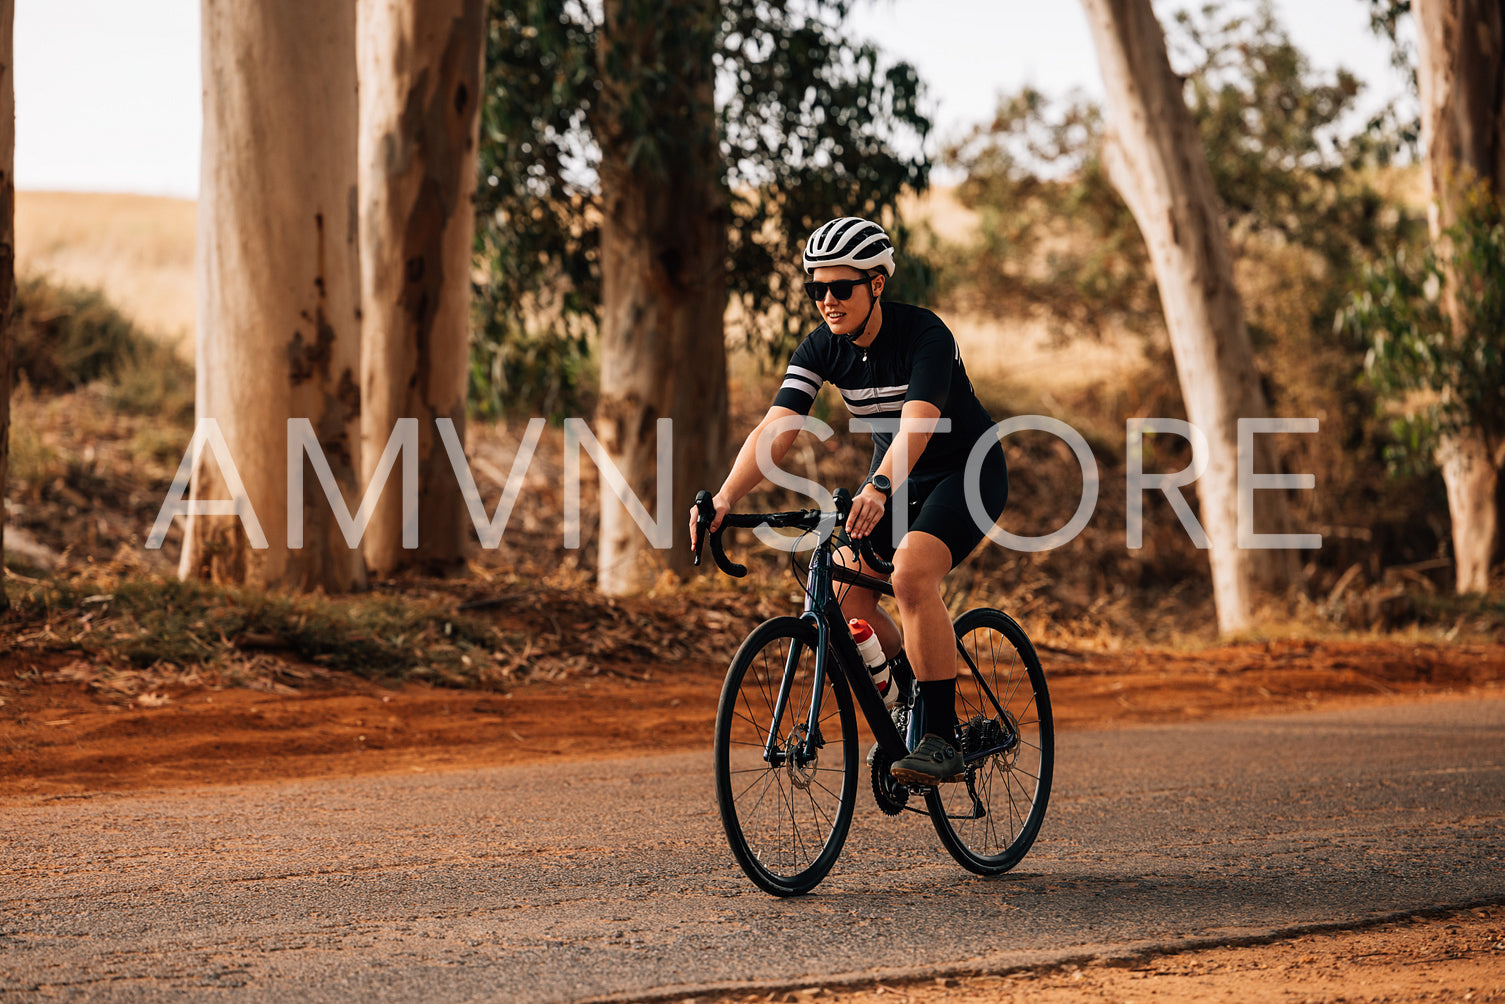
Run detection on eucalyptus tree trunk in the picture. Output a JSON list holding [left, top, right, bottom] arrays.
[[1082, 0, 1292, 634], [183, 0, 366, 592], [357, 0, 485, 576], [1415, 0, 1503, 594], [0, 0, 14, 610], [592, 0, 729, 595]]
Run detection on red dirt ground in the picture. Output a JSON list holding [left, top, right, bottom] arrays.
[[4, 638, 1502, 1004], [3, 637, 1501, 798]]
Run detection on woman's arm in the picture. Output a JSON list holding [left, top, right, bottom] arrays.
[[689, 405, 804, 544]]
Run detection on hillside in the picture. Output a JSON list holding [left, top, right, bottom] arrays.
[[15, 191, 197, 358]]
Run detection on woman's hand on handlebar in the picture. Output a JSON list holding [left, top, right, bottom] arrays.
[[688, 491, 731, 552], [847, 482, 886, 540]]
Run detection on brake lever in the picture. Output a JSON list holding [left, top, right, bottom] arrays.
[[692, 490, 714, 567], [693, 489, 748, 577], [834, 486, 895, 574]]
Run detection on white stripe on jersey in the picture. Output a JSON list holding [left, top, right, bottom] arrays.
[[782, 376, 818, 400], [837, 383, 909, 402], [781, 376, 820, 398], [844, 399, 904, 417], [779, 363, 822, 399]]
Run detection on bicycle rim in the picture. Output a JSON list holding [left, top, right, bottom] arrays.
[[714, 616, 858, 896], [927, 607, 1053, 875]]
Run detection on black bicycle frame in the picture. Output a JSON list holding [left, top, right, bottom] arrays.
[[761, 543, 910, 766], [692, 486, 1014, 770], [828, 557, 1015, 767]]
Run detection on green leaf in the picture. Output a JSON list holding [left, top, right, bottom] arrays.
[[472, 0, 935, 407]]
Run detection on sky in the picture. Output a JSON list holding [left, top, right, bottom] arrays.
[[13, 0, 1409, 199]]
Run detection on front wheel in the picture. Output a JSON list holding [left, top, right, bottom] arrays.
[[714, 616, 859, 896], [927, 607, 1053, 875]]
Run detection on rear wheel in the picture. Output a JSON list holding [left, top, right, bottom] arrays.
[[714, 616, 858, 896], [926, 607, 1053, 875]]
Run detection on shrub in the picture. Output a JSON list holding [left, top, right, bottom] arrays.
[[12, 276, 194, 421]]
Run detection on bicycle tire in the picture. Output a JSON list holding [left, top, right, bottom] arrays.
[[714, 616, 859, 896], [926, 607, 1053, 875]]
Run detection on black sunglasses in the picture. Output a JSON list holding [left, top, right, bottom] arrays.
[[803, 276, 872, 303]]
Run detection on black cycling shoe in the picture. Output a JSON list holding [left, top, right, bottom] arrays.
[[889, 732, 964, 786]]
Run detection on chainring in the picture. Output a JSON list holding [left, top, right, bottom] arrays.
[[867, 746, 910, 815]]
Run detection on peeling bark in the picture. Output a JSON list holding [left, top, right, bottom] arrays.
[[594, 0, 729, 596], [185, 0, 365, 592], [357, 0, 484, 576], [1415, 0, 1504, 594], [1082, 0, 1294, 634], [0, 0, 14, 611]]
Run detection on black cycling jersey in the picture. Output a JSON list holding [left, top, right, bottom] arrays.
[[772, 301, 998, 478]]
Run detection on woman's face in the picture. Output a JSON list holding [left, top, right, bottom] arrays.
[[810, 265, 883, 337]]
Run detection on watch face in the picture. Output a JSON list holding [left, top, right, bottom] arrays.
[[871, 475, 891, 495]]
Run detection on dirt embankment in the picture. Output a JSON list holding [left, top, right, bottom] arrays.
[[706, 906, 1505, 1004], [3, 637, 1501, 799]]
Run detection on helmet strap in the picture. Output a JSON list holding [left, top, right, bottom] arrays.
[[845, 274, 880, 342]]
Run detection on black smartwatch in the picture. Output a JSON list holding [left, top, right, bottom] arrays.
[[864, 474, 892, 498]]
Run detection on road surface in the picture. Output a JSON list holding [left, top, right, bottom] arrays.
[[3, 697, 1502, 1002]]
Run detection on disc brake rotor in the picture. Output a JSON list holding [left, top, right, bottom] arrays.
[[996, 710, 1021, 769], [784, 723, 818, 790]]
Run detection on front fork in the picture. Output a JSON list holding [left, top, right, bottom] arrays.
[[760, 557, 835, 766], [762, 555, 908, 766], [767, 606, 849, 766]]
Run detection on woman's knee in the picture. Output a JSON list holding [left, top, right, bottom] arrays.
[[890, 567, 940, 607], [890, 560, 945, 608], [890, 534, 951, 606]]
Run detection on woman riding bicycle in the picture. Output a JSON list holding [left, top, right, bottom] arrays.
[[689, 216, 1009, 787]]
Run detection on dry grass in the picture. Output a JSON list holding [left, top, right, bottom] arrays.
[[945, 310, 1152, 391], [898, 185, 1155, 392], [15, 191, 197, 358], [899, 185, 980, 244], [10, 186, 1156, 396]]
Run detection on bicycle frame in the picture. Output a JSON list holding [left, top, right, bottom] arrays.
[[763, 540, 908, 768], [703, 487, 1055, 893], [830, 554, 1017, 767], [693, 488, 1016, 771]]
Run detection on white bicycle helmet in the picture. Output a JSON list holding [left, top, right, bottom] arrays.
[[801, 217, 896, 276]]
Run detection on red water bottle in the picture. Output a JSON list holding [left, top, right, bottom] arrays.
[[848, 618, 896, 708]]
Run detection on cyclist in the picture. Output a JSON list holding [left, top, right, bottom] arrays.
[[689, 216, 1008, 786]]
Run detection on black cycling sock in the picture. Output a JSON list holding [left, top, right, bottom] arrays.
[[918, 678, 956, 740]]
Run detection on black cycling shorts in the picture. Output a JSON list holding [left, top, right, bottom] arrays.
[[865, 442, 1008, 569]]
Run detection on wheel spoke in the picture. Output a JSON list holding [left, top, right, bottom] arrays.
[[714, 618, 857, 896], [930, 609, 1053, 876]]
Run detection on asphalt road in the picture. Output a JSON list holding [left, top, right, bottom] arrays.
[[3, 697, 1502, 1002]]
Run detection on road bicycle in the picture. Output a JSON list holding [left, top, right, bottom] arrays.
[[693, 487, 1053, 896]]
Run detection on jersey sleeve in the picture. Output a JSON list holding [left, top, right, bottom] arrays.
[[904, 320, 958, 410], [771, 336, 826, 414]]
